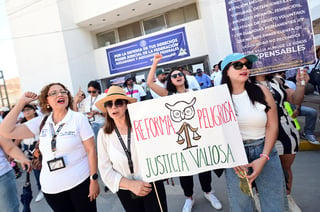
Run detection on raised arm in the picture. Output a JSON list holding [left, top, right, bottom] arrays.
[[0, 92, 36, 139], [286, 68, 309, 105], [147, 54, 168, 97]]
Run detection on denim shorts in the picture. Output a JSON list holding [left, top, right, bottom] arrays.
[[225, 138, 288, 212]]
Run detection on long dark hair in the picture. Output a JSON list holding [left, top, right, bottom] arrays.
[[221, 63, 270, 112], [166, 70, 189, 93], [103, 101, 132, 134], [88, 81, 101, 94]]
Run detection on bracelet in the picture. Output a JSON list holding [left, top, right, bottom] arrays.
[[260, 153, 270, 160]]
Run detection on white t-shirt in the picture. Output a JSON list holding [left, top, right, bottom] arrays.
[[0, 147, 12, 176], [150, 80, 166, 99], [25, 109, 94, 194], [186, 75, 201, 91], [97, 129, 141, 193], [232, 90, 267, 140], [213, 71, 222, 86], [123, 84, 146, 101], [79, 93, 106, 124]]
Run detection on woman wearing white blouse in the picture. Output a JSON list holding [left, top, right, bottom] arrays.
[[0, 83, 99, 212], [96, 86, 167, 212]]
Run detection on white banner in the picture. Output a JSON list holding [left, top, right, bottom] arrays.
[[128, 84, 248, 182]]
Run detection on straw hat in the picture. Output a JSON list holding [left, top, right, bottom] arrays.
[[95, 86, 137, 112]]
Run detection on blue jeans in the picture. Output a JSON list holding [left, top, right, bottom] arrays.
[[91, 122, 104, 143], [297, 106, 317, 135], [225, 138, 288, 212], [34, 169, 41, 190], [0, 169, 19, 212]]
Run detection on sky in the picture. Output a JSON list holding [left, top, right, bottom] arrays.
[[0, 1, 19, 80]]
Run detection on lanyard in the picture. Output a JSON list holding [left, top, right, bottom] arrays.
[[90, 96, 98, 111], [49, 123, 65, 153], [114, 126, 133, 174]]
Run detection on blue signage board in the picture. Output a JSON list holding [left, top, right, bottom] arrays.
[[225, 0, 316, 75], [106, 27, 190, 74]]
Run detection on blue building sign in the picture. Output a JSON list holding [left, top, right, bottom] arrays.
[[106, 27, 190, 74]]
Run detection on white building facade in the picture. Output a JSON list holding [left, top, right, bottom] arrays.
[[6, 0, 320, 94]]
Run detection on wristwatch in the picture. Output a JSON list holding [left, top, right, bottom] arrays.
[[90, 173, 98, 180]]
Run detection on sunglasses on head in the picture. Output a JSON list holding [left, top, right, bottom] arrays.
[[231, 61, 253, 70], [171, 72, 184, 79], [104, 99, 127, 108], [88, 90, 97, 94]]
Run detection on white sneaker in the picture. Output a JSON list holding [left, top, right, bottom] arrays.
[[182, 198, 194, 212], [35, 191, 44, 202], [204, 192, 222, 210], [287, 194, 301, 212]]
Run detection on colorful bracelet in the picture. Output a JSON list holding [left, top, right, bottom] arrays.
[[260, 153, 270, 160]]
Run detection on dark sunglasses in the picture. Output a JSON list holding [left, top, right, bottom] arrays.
[[171, 72, 184, 79], [88, 90, 97, 94], [104, 99, 127, 108], [231, 61, 253, 70]]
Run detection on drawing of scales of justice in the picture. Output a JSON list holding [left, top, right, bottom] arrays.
[[165, 97, 201, 150]]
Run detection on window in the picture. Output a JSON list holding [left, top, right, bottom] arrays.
[[96, 31, 116, 48], [143, 15, 166, 34], [166, 4, 198, 27], [118, 22, 142, 42], [94, 4, 199, 48]]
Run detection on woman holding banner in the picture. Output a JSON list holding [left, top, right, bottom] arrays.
[[250, 67, 308, 211], [220, 53, 288, 211], [95, 86, 167, 212], [147, 54, 222, 212]]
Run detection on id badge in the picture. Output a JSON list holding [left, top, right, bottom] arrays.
[[47, 157, 66, 172]]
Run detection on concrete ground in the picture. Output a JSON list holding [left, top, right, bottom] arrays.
[[16, 93, 320, 212]]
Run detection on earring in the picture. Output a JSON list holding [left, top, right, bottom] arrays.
[[47, 104, 50, 109]]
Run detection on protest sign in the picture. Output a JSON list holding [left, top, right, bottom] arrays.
[[127, 84, 248, 182], [225, 0, 316, 75]]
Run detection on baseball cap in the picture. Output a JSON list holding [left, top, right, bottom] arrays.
[[221, 53, 258, 71], [156, 69, 168, 76], [196, 68, 202, 73]]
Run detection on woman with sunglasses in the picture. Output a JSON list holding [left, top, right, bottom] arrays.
[[147, 54, 222, 212], [0, 83, 99, 212], [95, 86, 167, 212], [250, 66, 309, 211], [221, 53, 288, 211], [76, 81, 105, 142]]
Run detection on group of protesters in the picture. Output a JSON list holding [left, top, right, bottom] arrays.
[[0, 49, 317, 212]]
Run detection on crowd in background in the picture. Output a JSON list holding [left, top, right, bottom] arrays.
[[0, 47, 319, 212]]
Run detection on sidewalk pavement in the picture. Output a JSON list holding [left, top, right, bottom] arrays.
[[16, 151, 320, 212]]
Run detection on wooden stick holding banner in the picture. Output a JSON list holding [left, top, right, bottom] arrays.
[[128, 84, 248, 182]]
